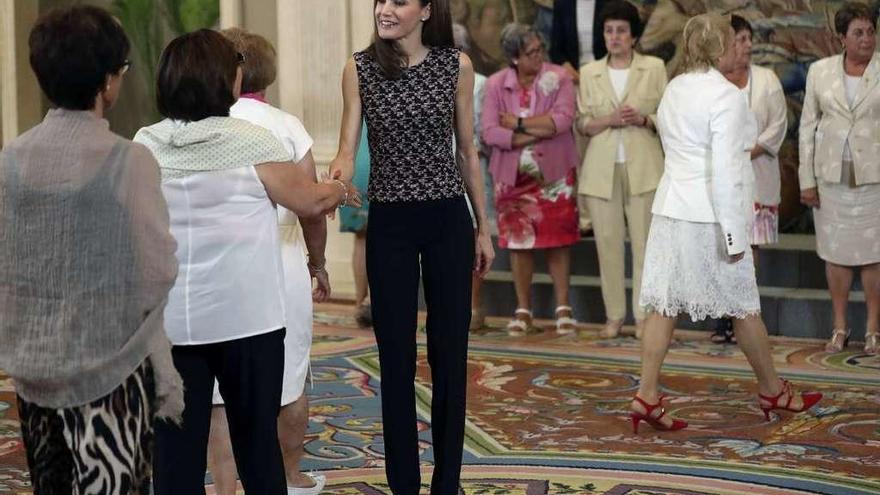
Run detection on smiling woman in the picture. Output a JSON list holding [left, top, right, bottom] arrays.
[[327, 0, 495, 493]]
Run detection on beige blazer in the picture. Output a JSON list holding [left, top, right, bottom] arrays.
[[799, 52, 880, 190], [577, 52, 667, 200]]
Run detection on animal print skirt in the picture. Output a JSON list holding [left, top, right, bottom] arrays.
[[17, 361, 155, 495]]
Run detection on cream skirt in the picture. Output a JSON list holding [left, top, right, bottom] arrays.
[[814, 180, 880, 266]]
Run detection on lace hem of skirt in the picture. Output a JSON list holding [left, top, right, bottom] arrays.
[[641, 296, 761, 322]]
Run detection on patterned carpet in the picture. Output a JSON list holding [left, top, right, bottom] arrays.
[[1, 303, 879, 494]]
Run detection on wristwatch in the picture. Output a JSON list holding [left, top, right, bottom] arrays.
[[515, 117, 526, 134]]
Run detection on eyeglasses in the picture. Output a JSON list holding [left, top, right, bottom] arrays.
[[522, 46, 544, 58], [236, 52, 246, 65]]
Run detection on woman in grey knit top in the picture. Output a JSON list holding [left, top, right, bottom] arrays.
[[0, 6, 181, 493]]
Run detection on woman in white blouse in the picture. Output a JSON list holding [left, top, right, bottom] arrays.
[[713, 14, 788, 344], [204, 28, 328, 495], [631, 14, 821, 433], [135, 30, 358, 493]]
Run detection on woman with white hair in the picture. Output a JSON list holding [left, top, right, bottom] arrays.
[[632, 13, 821, 433]]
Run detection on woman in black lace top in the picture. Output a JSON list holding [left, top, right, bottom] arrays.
[[328, 1, 494, 493]]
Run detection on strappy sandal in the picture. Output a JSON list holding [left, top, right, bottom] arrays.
[[555, 305, 577, 335], [506, 308, 533, 336], [599, 319, 623, 338], [758, 378, 823, 421], [630, 395, 688, 433], [864, 331, 879, 355], [825, 328, 850, 353]]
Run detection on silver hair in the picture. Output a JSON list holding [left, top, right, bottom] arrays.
[[500, 23, 546, 65], [452, 23, 470, 51]]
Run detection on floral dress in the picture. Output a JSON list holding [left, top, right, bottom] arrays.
[[495, 85, 579, 250]]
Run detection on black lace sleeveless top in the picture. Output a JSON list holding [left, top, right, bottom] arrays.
[[354, 46, 465, 203]]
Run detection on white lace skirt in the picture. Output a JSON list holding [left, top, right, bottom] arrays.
[[639, 215, 761, 322]]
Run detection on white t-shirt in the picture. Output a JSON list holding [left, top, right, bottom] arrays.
[[609, 67, 630, 163], [230, 97, 314, 225], [576, 0, 596, 66], [842, 74, 860, 162]]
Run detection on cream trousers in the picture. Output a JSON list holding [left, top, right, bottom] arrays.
[[583, 162, 654, 322]]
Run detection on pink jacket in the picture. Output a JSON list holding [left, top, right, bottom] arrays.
[[481, 63, 578, 188]]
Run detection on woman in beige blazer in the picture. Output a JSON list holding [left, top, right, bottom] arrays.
[[799, 2, 880, 355], [577, 0, 667, 339]]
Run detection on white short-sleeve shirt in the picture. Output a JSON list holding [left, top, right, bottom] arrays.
[[230, 98, 314, 225]]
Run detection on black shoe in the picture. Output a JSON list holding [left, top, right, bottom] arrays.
[[355, 303, 372, 328], [710, 318, 735, 344]]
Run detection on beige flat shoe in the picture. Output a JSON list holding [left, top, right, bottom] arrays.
[[865, 331, 879, 355], [635, 319, 645, 340], [599, 319, 623, 339]]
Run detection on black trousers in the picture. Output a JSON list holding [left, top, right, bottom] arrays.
[[152, 329, 286, 495], [366, 197, 475, 495]]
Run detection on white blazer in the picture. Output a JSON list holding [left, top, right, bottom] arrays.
[[652, 68, 757, 255]]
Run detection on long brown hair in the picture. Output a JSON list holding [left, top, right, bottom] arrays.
[[366, 0, 454, 80]]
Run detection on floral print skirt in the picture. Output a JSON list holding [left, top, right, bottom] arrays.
[[494, 148, 578, 250], [749, 203, 779, 246]]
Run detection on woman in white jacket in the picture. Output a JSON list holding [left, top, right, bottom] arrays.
[[630, 13, 821, 433]]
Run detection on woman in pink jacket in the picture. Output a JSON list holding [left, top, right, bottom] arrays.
[[482, 23, 580, 336]]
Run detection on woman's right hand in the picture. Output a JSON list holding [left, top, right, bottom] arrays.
[[328, 157, 353, 183], [800, 187, 820, 208]]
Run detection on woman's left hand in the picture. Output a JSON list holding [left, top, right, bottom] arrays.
[[474, 230, 495, 278], [500, 112, 518, 130], [311, 265, 331, 302], [620, 105, 645, 126]]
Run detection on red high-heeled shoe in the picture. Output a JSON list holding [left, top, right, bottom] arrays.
[[758, 379, 823, 421], [630, 395, 688, 434]]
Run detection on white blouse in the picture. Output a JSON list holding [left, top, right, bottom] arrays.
[[161, 166, 287, 345], [608, 66, 629, 163], [842, 73, 861, 162]]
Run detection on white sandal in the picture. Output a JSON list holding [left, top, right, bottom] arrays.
[[825, 328, 850, 353], [555, 305, 577, 335], [506, 308, 533, 336]]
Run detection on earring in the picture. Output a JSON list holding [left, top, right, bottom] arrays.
[[421, 17, 427, 21]]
